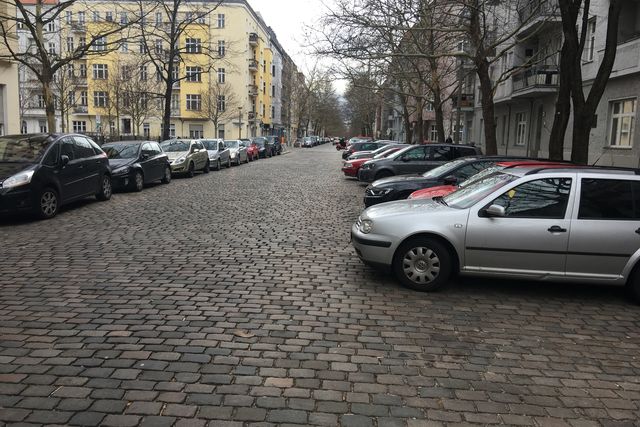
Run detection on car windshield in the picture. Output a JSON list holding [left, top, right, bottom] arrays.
[[161, 141, 190, 152], [254, 140, 265, 147], [458, 165, 504, 188], [225, 140, 239, 148], [421, 159, 469, 178], [200, 140, 220, 150], [373, 148, 399, 159], [0, 135, 51, 162], [103, 144, 139, 159], [442, 172, 517, 209]]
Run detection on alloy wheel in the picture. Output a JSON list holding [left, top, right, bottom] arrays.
[[40, 190, 58, 218]]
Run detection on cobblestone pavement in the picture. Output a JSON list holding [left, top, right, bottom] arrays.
[[1, 144, 640, 427]]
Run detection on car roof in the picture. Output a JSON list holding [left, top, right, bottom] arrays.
[[103, 140, 147, 146]]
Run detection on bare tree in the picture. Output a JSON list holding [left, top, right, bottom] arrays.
[[0, 0, 138, 132], [120, 57, 161, 137], [137, 0, 223, 141], [199, 80, 239, 138], [52, 63, 83, 132]]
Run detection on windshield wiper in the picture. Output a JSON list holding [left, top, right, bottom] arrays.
[[433, 196, 448, 206]]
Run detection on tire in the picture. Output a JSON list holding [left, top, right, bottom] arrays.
[[626, 267, 640, 304], [245, 154, 249, 164], [236, 156, 241, 166], [187, 162, 195, 178], [35, 187, 59, 219], [227, 157, 232, 168], [96, 175, 112, 201], [214, 159, 221, 171], [375, 170, 394, 180], [132, 170, 144, 192], [203, 160, 210, 173], [392, 237, 453, 292], [161, 166, 172, 184]]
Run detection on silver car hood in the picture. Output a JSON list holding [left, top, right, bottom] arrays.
[[363, 198, 453, 220], [166, 151, 188, 161]]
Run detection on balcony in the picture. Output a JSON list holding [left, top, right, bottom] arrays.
[[248, 59, 258, 72], [171, 108, 181, 117], [70, 22, 86, 33], [249, 33, 258, 46], [73, 105, 88, 114], [248, 111, 257, 122], [457, 93, 475, 111], [517, 0, 561, 39], [248, 84, 258, 97], [512, 65, 559, 98]]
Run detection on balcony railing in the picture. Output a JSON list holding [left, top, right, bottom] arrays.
[[248, 84, 258, 97], [74, 105, 88, 114], [457, 93, 475, 109], [518, 0, 559, 24], [249, 33, 258, 46], [248, 59, 258, 72], [512, 65, 559, 92], [248, 111, 257, 121]]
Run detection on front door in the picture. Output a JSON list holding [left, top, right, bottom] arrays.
[[72, 136, 101, 194], [566, 178, 640, 280], [465, 177, 574, 278], [394, 146, 429, 174], [57, 137, 84, 201]]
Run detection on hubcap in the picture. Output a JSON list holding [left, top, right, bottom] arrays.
[[402, 247, 440, 284], [136, 173, 143, 189], [41, 191, 57, 216]]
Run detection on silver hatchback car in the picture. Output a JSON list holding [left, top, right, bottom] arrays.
[[351, 166, 640, 301]]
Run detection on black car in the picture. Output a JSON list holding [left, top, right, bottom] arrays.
[[342, 140, 386, 160], [103, 141, 171, 192], [266, 136, 282, 155], [357, 143, 483, 183], [252, 137, 272, 158], [363, 156, 529, 207], [0, 133, 112, 219]]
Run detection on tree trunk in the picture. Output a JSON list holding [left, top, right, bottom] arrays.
[[570, 114, 591, 164], [433, 97, 445, 143], [548, 40, 574, 160], [402, 104, 412, 144], [476, 60, 497, 154], [42, 78, 57, 133], [162, 84, 172, 140], [416, 98, 424, 144]]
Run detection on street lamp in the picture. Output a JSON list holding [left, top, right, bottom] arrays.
[[238, 106, 243, 139]]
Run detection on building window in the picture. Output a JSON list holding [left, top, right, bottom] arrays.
[[94, 91, 108, 107], [93, 64, 108, 79], [121, 42, 128, 53], [47, 21, 55, 32], [21, 121, 27, 134], [37, 95, 45, 108], [67, 64, 75, 78], [67, 90, 75, 105], [93, 11, 100, 22], [139, 41, 147, 54], [271, 106, 275, 119], [39, 121, 47, 133], [186, 94, 201, 111], [140, 65, 148, 81], [189, 124, 204, 139], [217, 95, 226, 112], [585, 18, 596, 61], [48, 43, 56, 55], [218, 124, 225, 139], [120, 12, 128, 24], [105, 12, 113, 22], [262, 82, 266, 94], [197, 13, 206, 24], [94, 37, 107, 51], [217, 40, 225, 57], [171, 94, 180, 112], [272, 85, 275, 97], [515, 112, 527, 146], [609, 98, 636, 147], [186, 66, 202, 82], [78, 11, 85, 25], [73, 121, 87, 133], [79, 64, 87, 78], [218, 68, 225, 83], [66, 37, 74, 53], [155, 12, 162, 26], [155, 39, 163, 54], [217, 14, 225, 28], [65, 11, 73, 24], [80, 91, 88, 106], [79, 37, 86, 48], [272, 64, 276, 76], [143, 123, 150, 138], [430, 125, 438, 142], [186, 38, 202, 53]]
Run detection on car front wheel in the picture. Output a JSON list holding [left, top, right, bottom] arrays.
[[96, 175, 112, 201], [132, 170, 144, 192], [36, 187, 59, 219], [203, 160, 210, 173], [187, 162, 195, 178], [393, 237, 452, 292], [162, 166, 172, 184]]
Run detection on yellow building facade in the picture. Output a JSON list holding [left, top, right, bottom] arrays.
[[60, 0, 282, 140]]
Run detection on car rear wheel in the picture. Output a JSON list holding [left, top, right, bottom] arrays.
[[161, 166, 172, 184], [187, 162, 195, 178], [375, 170, 394, 180], [626, 267, 640, 304], [132, 171, 144, 192], [203, 160, 210, 173], [36, 187, 59, 219], [96, 175, 112, 201], [393, 237, 452, 292], [227, 157, 232, 168]]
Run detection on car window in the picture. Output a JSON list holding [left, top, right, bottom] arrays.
[[42, 142, 59, 166], [455, 147, 478, 157], [491, 178, 572, 219], [219, 142, 225, 151], [85, 137, 103, 155], [401, 146, 427, 161], [60, 138, 75, 160], [73, 136, 97, 159], [151, 143, 163, 155], [579, 179, 635, 220], [141, 143, 154, 157], [454, 161, 493, 181], [430, 146, 453, 161]]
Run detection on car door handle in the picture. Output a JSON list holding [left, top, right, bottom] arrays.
[[548, 226, 567, 233]]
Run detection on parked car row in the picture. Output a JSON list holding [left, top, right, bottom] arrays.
[[0, 134, 282, 220], [346, 150, 640, 302]]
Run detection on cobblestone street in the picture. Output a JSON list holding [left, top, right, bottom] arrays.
[[1, 144, 640, 427]]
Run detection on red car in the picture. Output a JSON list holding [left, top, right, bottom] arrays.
[[408, 160, 575, 200], [242, 139, 259, 161], [342, 146, 405, 177]]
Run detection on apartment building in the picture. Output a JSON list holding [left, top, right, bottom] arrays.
[[0, 0, 19, 136], [470, 0, 640, 166], [16, 0, 297, 140]]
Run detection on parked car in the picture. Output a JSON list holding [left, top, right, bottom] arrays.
[[348, 143, 407, 161], [362, 157, 536, 207], [357, 144, 482, 182], [225, 140, 249, 165], [352, 165, 640, 301], [160, 139, 210, 177], [252, 137, 272, 158], [266, 136, 282, 155], [342, 146, 407, 178], [103, 141, 171, 192], [303, 136, 315, 148], [0, 133, 112, 219], [342, 140, 392, 160], [242, 139, 259, 161], [201, 139, 231, 170], [407, 160, 575, 200]]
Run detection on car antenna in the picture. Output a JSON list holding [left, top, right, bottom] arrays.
[[591, 151, 604, 166]]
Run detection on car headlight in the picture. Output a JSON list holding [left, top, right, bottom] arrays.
[[112, 166, 130, 176], [230, 152, 237, 158], [1, 169, 35, 189], [360, 219, 373, 234], [368, 187, 391, 196], [362, 163, 375, 170], [175, 157, 186, 164]]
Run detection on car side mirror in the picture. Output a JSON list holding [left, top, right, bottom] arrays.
[[443, 175, 457, 185], [484, 204, 506, 217], [141, 153, 150, 160], [60, 155, 70, 167]]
